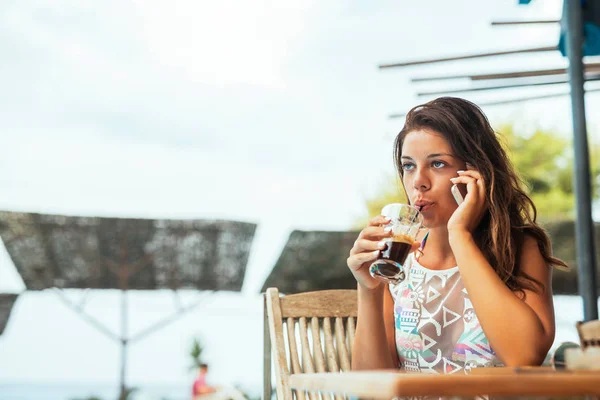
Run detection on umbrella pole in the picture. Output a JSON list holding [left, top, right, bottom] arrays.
[[119, 288, 129, 400], [565, 0, 598, 321]]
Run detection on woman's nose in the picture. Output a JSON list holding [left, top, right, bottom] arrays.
[[412, 171, 430, 191]]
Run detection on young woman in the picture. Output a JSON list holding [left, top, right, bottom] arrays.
[[347, 97, 567, 374]]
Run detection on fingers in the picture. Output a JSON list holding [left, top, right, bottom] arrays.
[[350, 223, 392, 260], [450, 175, 478, 200], [348, 217, 394, 270], [367, 215, 391, 227], [457, 169, 483, 183], [458, 169, 486, 200], [451, 170, 486, 202], [358, 225, 393, 240], [410, 241, 421, 253], [351, 238, 387, 254], [347, 249, 380, 270], [358, 215, 394, 240]]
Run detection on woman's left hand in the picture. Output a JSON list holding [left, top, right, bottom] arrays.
[[446, 166, 487, 234]]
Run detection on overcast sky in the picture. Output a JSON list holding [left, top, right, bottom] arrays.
[[1, 0, 598, 397]]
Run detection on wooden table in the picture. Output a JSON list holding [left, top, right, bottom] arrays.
[[289, 369, 600, 399]]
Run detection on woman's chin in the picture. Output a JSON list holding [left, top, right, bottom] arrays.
[[422, 217, 447, 230]]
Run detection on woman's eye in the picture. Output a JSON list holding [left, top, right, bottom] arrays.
[[402, 163, 414, 171], [432, 161, 445, 168]]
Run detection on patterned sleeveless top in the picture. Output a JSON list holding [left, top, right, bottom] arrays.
[[389, 253, 503, 374]]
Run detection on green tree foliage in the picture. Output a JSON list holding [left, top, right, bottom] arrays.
[[189, 336, 205, 372], [500, 123, 600, 221], [359, 124, 600, 224]]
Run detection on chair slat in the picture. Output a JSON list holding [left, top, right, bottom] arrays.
[[335, 317, 351, 372], [286, 318, 306, 400], [299, 317, 315, 373], [347, 317, 356, 365], [322, 317, 339, 373], [298, 317, 319, 400], [311, 317, 334, 400], [266, 289, 293, 400], [310, 317, 327, 372], [286, 318, 302, 374]]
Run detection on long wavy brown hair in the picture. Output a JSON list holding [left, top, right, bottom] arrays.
[[394, 97, 567, 294]]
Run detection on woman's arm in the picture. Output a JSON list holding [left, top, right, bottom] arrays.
[[347, 215, 408, 370], [448, 168, 555, 366], [351, 285, 398, 370], [450, 232, 555, 366], [383, 286, 401, 368]]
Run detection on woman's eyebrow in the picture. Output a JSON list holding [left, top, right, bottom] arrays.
[[427, 153, 454, 158], [401, 153, 455, 159]]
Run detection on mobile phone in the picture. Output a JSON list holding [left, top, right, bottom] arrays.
[[451, 184, 464, 205]]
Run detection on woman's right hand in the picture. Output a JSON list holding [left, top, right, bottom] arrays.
[[347, 215, 393, 291]]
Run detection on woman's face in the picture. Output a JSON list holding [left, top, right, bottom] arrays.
[[401, 129, 467, 229]]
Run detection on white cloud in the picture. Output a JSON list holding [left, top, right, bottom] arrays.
[[134, 0, 319, 88]]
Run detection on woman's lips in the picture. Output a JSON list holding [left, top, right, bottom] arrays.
[[415, 202, 433, 212]]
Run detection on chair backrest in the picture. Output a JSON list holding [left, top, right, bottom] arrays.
[[264, 287, 358, 400], [576, 319, 600, 348]]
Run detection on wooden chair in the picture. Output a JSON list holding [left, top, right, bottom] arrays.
[[263, 288, 358, 400]]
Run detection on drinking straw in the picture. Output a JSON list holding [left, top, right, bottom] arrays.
[[419, 231, 429, 252]]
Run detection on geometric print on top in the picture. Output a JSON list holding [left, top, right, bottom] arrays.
[[389, 253, 503, 375]]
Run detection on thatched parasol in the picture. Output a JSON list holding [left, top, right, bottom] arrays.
[[0, 211, 256, 291], [0, 293, 18, 335]]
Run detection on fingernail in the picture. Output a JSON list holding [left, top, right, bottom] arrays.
[[457, 170, 465, 174], [373, 250, 380, 256], [384, 227, 393, 233], [450, 177, 457, 182], [378, 240, 386, 249]]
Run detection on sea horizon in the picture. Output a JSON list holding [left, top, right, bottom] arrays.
[[0, 381, 244, 400]]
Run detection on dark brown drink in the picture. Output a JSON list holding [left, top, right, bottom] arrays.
[[370, 204, 422, 285], [378, 233, 413, 265]]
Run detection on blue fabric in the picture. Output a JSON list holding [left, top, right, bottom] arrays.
[[558, 22, 600, 56], [583, 22, 600, 55]]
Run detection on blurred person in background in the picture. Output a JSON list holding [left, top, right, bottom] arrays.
[[192, 363, 217, 399]]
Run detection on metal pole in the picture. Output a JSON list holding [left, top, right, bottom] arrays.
[[120, 289, 129, 400], [491, 20, 559, 25], [53, 288, 121, 342], [389, 88, 600, 118], [418, 79, 569, 96], [378, 46, 556, 68], [565, 0, 598, 321], [128, 292, 212, 344]]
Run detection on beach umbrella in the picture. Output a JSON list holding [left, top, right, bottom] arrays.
[[0, 211, 255, 291], [261, 230, 358, 294], [0, 293, 19, 335], [0, 211, 257, 400]]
